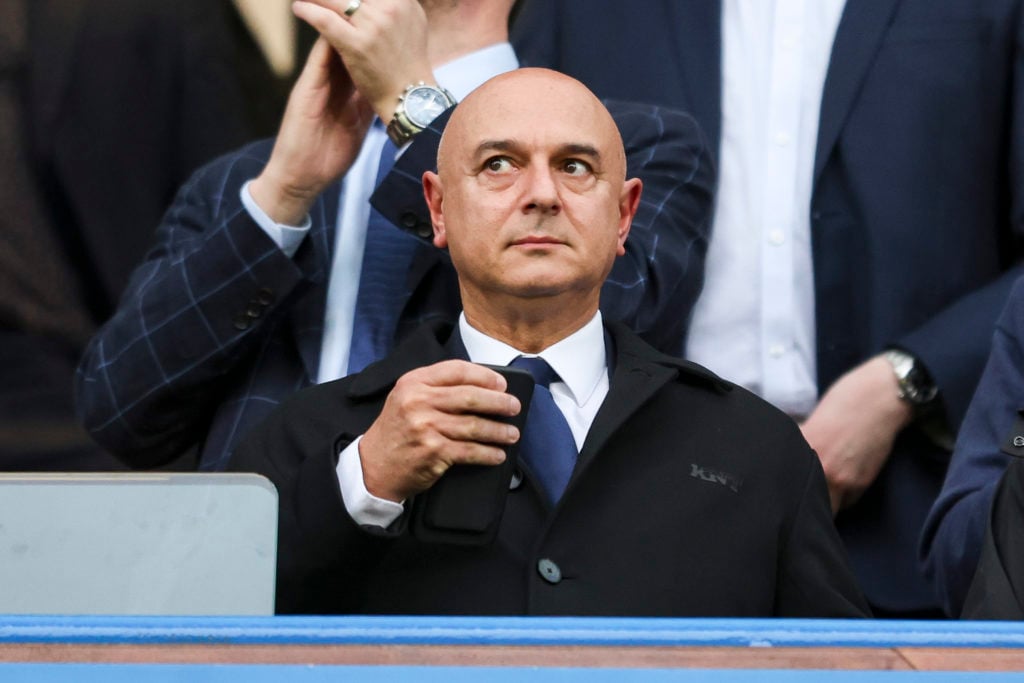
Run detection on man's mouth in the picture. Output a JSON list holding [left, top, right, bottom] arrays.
[[511, 235, 565, 246]]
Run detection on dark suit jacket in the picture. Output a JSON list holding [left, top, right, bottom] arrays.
[[229, 320, 868, 617], [27, 0, 287, 321], [512, 0, 1024, 613], [2, 0, 288, 470], [923, 275, 1024, 616], [76, 101, 713, 471]]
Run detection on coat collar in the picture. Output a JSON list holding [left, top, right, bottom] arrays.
[[344, 317, 730, 409], [576, 320, 731, 469]]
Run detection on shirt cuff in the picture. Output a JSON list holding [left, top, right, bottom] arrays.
[[336, 435, 405, 528], [240, 180, 311, 258]]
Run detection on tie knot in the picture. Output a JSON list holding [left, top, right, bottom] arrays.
[[509, 356, 560, 389]]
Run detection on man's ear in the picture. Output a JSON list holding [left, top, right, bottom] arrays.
[[616, 178, 643, 255], [422, 171, 447, 248]]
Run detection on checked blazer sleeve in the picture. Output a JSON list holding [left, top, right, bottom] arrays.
[[372, 101, 715, 356], [75, 140, 317, 468]]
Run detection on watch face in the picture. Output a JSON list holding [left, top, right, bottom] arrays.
[[405, 86, 452, 127]]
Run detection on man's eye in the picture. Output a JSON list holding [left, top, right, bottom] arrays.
[[563, 159, 592, 176], [485, 157, 513, 173]]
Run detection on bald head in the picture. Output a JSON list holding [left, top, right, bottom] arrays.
[[422, 67, 642, 348], [437, 68, 628, 183]]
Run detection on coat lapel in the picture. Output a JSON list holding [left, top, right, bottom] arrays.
[[288, 183, 339, 382], [813, 0, 902, 184], [667, 0, 723, 148]]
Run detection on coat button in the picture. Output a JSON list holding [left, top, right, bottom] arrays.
[[232, 314, 250, 331], [537, 558, 561, 584], [401, 211, 418, 228], [509, 470, 523, 490], [1014, 436, 1024, 448], [416, 223, 433, 239]]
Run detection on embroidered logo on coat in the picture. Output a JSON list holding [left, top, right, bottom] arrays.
[[689, 464, 743, 493]]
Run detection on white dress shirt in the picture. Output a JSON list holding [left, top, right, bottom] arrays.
[[685, 0, 844, 418], [339, 311, 610, 527], [240, 42, 520, 382]]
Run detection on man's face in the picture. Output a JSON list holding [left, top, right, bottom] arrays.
[[424, 69, 641, 307]]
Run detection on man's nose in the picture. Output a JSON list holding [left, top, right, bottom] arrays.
[[523, 166, 561, 215]]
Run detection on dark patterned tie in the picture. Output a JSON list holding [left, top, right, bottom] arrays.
[[347, 132, 423, 374], [509, 356, 578, 504]]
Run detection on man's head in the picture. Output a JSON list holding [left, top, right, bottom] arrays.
[[423, 68, 642, 333]]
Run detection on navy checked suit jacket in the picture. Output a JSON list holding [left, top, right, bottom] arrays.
[[76, 101, 714, 471], [513, 0, 1024, 613]]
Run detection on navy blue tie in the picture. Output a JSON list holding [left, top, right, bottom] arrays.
[[509, 356, 578, 504], [348, 133, 423, 374]]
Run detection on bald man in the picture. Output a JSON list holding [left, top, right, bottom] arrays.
[[77, 0, 712, 472], [230, 69, 868, 618]]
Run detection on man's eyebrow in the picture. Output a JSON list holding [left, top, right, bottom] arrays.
[[472, 140, 603, 160], [560, 143, 601, 160], [474, 140, 520, 156]]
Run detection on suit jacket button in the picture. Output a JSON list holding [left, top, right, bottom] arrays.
[[537, 558, 562, 584], [509, 470, 523, 490], [256, 288, 274, 306], [416, 224, 432, 239], [1014, 436, 1024, 448], [401, 211, 418, 228], [232, 314, 250, 331]]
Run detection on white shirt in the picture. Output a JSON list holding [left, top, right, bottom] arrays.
[[339, 311, 610, 527], [240, 42, 520, 382], [685, 0, 845, 418]]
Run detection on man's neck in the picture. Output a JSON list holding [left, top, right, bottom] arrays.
[[426, 3, 511, 68], [461, 293, 600, 355]]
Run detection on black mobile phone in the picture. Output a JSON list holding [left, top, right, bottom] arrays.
[[411, 365, 534, 545]]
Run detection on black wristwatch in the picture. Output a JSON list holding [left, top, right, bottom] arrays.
[[386, 82, 456, 147], [883, 349, 939, 411]]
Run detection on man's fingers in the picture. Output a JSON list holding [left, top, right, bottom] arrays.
[[293, 1, 358, 47], [433, 412, 520, 447], [403, 360, 510, 392], [440, 439, 509, 468]]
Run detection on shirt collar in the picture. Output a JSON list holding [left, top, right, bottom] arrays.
[[458, 311, 607, 408], [434, 43, 519, 101]]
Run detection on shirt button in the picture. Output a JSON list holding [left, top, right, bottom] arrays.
[[537, 558, 562, 584], [768, 230, 785, 246], [769, 344, 785, 359], [775, 132, 791, 147], [1014, 436, 1024, 448]]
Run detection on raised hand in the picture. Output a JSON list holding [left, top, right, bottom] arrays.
[[292, 0, 436, 122], [250, 36, 375, 225]]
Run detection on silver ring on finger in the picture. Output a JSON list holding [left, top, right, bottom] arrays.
[[344, 0, 362, 17]]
